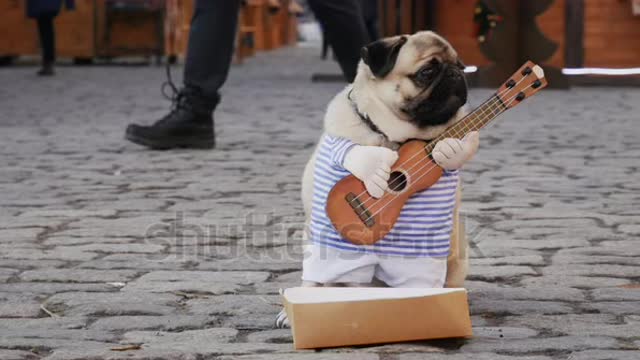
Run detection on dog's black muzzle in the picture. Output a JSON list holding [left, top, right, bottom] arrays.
[[403, 65, 468, 128]]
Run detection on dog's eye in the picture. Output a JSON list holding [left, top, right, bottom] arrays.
[[418, 67, 435, 79], [414, 59, 440, 83]]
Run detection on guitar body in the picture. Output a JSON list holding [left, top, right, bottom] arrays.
[[326, 140, 443, 245]]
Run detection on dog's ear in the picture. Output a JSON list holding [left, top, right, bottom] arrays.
[[360, 36, 407, 78]]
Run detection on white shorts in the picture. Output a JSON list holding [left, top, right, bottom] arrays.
[[302, 244, 447, 288]]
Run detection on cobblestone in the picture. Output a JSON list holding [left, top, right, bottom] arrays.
[[520, 275, 632, 289], [459, 336, 619, 353], [1, 45, 639, 358], [42, 291, 180, 316], [580, 301, 639, 315], [0, 350, 40, 360], [501, 314, 640, 339], [398, 354, 551, 360], [89, 315, 214, 332], [122, 270, 270, 294], [565, 350, 640, 360], [19, 269, 140, 283]]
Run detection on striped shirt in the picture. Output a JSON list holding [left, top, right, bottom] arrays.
[[310, 134, 459, 257]]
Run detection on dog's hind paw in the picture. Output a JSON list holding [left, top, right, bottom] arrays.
[[275, 308, 290, 328]]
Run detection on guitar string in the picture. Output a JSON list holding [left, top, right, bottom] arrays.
[[358, 88, 524, 227], [363, 97, 503, 217], [346, 74, 530, 210], [362, 81, 535, 224], [346, 94, 500, 208], [354, 94, 503, 210], [348, 84, 513, 214], [346, 95, 500, 212], [362, 82, 534, 224], [362, 92, 506, 214]]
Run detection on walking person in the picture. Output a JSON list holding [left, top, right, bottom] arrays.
[[125, 0, 371, 150], [27, 0, 76, 76], [361, 0, 380, 41]]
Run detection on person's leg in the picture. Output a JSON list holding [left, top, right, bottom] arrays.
[[307, 0, 370, 82], [125, 0, 241, 150], [183, 0, 241, 107], [361, 0, 380, 41], [36, 15, 56, 75]]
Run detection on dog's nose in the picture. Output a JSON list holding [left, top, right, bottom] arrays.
[[446, 66, 462, 80]]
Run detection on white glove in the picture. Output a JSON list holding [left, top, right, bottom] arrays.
[[432, 131, 480, 170], [343, 145, 399, 198]]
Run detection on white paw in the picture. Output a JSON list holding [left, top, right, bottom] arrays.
[[275, 308, 290, 328], [432, 131, 480, 170], [343, 145, 399, 198]]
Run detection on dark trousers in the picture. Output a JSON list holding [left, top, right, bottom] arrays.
[[360, 0, 380, 41], [36, 14, 56, 65], [307, 0, 369, 81], [183, 0, 240, 106], [183, 0, 369, 109]]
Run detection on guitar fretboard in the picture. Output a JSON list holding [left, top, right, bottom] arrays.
[[424, 95, 506, 153]]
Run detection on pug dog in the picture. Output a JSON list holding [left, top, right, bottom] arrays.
[[276, 31, 479, 328]]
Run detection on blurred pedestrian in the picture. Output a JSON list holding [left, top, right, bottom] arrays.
[[323, 0, 379, 61], [125, 0, 371, 150], [27, 0, 75, 76], [360, 0, 380, 41]]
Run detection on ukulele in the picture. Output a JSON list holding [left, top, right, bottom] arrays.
[[326, 61, 547, 246]]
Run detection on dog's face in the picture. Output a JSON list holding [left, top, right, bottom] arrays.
[[359, 31, 468, 129]]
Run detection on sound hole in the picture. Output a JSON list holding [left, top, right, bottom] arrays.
[[388, 171, 407, 192]]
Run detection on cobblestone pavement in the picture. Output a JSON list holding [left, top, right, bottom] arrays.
[[1, 46, 639, 360]]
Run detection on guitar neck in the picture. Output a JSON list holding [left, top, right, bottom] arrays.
[[423, 61, 547, 154], [424, 95, 506, 153]]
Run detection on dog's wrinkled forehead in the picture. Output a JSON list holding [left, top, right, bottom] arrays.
[[361, 31, 459, 78], [397, 31, 459, 71]]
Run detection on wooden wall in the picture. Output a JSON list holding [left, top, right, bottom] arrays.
[[165, 0, 193, 58], [434, 0, 566, 69], [0, 0, 95, 58], [536, 0, 565, 69], [0, 0, 165, 59], [0, 0, 296, 62], [432, 0, 640, 69], [0, 0, 38, 56], [435, 0, 489, 67], [583, 0, 640, 67], [95, 3, 163, 57], [57, 0, 97, 58]]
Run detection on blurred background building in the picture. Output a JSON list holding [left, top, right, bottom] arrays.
[[0, 0, 639, 86]]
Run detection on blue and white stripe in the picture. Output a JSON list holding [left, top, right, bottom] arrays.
[[310, 134, 459, 257]]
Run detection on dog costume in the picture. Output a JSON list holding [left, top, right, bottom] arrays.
[[302, 134, 469, 287]]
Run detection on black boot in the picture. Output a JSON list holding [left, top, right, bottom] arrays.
[[125, 70, 217, 150], [37, 62, 54, 76]]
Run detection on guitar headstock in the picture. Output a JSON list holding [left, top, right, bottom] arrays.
[[497, 61, 548, 109]]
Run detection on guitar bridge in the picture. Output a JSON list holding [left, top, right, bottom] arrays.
[[345, 193, 375, 228]]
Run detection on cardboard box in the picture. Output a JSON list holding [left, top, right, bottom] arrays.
[[282, 287, 472, 349]]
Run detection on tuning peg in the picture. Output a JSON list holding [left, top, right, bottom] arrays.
[[532, 65, 545, 78]]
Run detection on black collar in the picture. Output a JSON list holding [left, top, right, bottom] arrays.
[[348, 89, 387, 139]]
